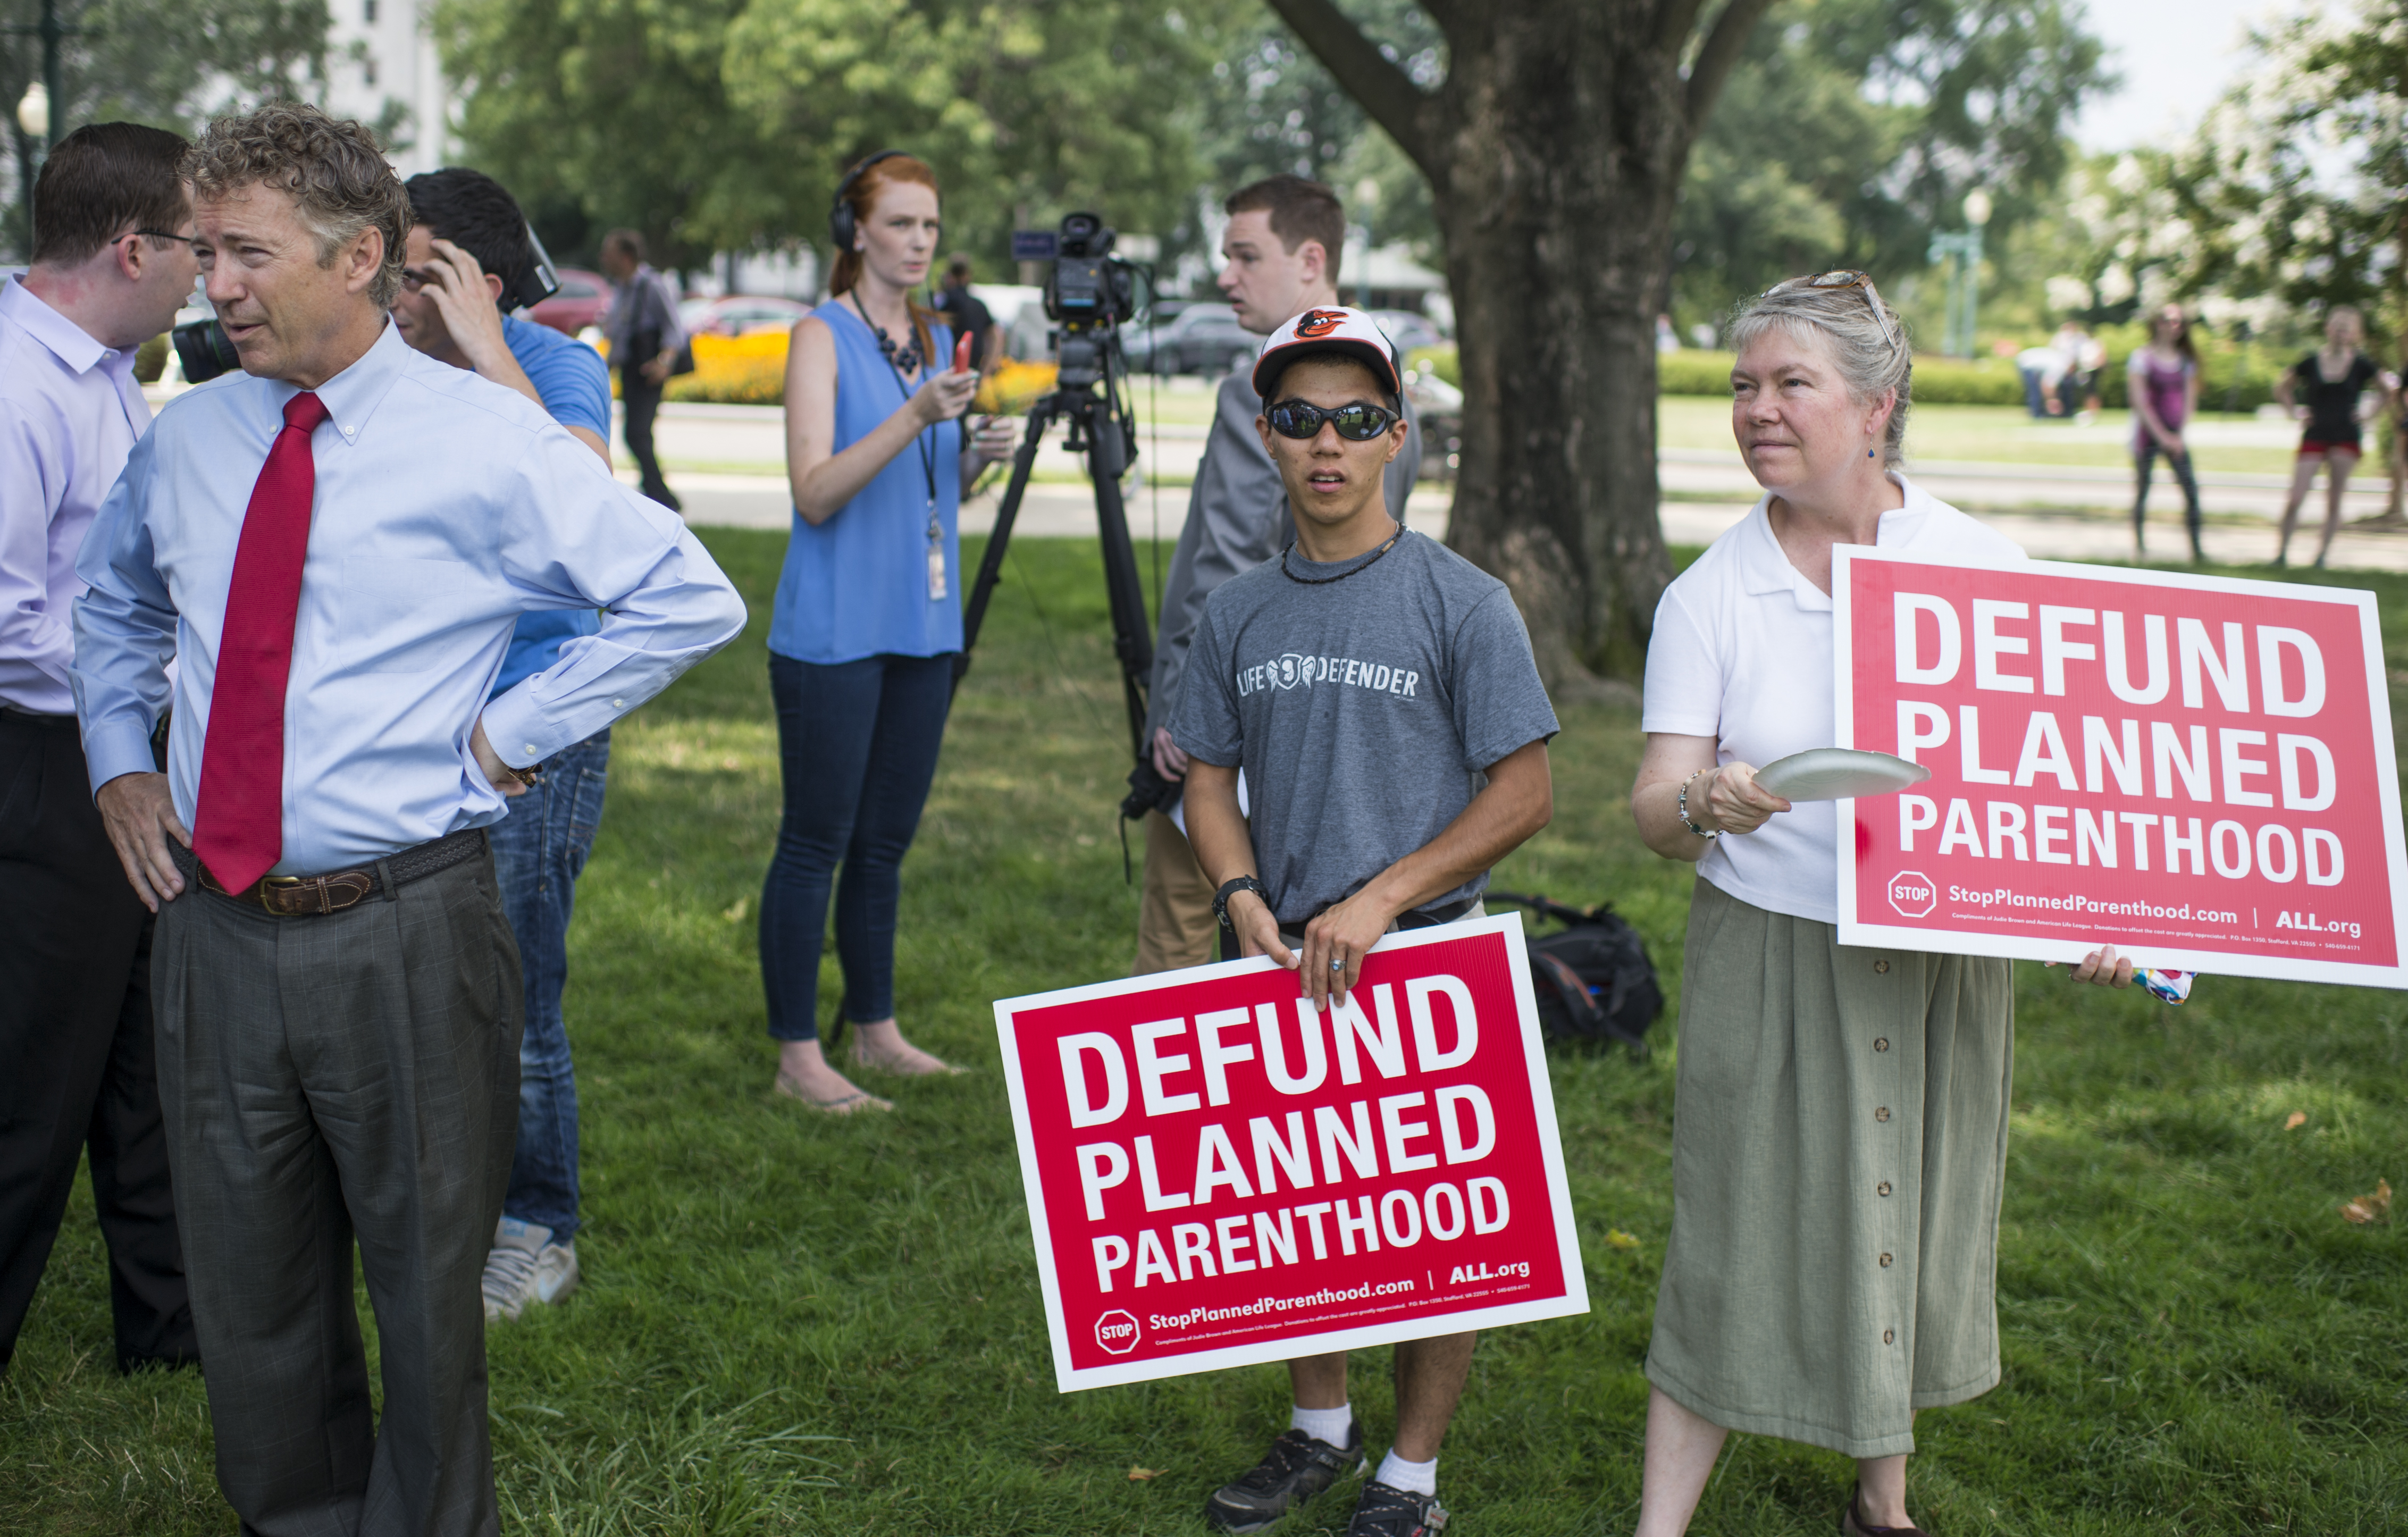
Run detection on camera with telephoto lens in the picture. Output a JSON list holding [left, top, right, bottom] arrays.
[[171, 220, 563, 384], [1014, 212, 1140, 390]]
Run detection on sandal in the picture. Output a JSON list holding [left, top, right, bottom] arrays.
[[1840, 1484, 1928, 1537], [773, 1073, 893, 1115]]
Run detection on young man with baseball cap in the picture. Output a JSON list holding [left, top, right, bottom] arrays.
[[1172, 308, 1558, 1536], [1132, 175, 1421, 976]]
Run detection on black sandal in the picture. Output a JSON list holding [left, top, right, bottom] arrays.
[[1839, 1483, 1928, 1537]]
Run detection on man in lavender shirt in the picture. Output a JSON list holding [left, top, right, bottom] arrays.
[[0, 122, 200, 1375]]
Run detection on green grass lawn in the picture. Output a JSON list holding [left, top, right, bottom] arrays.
[[4, 532, 2405, 1534]]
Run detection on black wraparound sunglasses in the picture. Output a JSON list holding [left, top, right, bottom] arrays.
[[1265, 399, 1399, 442]]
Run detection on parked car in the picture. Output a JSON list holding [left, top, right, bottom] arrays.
[[679, 294, 811, 338], [1402, 357, 1462, 483], [1130, 303, 1259, 377], [526, 267, 611, 335], [1369, 308, 1445, 354]]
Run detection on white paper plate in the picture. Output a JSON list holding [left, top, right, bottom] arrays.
[[1754, 748, 1931, 802]]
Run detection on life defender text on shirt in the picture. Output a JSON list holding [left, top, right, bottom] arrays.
[[994, 916, 1589, 1391], [1832, 549, 2408, 987], [1237, 651, 1423, 699]]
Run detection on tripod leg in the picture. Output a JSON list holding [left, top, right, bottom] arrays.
[[955, 398, 1054, 689], [1086, 416, 1156, 758]]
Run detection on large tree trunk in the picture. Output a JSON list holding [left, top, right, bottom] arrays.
[[1269, 0, 1774, 695]]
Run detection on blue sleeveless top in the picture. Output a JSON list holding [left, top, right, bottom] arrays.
[[769, 303, 962, 662]]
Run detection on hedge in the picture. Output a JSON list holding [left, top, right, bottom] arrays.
[[1408, 338, 2292, 414], [645, 333, 2298, 413]]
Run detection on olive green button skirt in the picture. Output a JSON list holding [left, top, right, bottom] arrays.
[[1645, 878, 2014, 1458]]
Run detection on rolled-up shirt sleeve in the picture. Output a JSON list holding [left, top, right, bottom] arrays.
[[70, 432, 178, 791], [477, 430, 746, 766]]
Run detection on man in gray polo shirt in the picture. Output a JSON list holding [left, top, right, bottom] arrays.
[[1134, 174, 1420, 975], [1174, 307, 1555, 1537]]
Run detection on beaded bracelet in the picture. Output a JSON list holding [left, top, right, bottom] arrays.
[[1679, 768, 1717, 839]]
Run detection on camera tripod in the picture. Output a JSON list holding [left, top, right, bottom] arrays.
[[953, 331, 1156, 761]]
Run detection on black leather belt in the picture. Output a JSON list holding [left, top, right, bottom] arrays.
[[183, 827, 488, 916]]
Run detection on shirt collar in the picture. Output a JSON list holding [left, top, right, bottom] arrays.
[[1737, 471, 1932, 608], [270, 317, 410, 447], [1, 273, 116, 375]]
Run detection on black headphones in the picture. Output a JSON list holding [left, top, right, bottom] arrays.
[[828, 149, 910, 253]]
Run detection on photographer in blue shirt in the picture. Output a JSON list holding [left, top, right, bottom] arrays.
[[394, 168, 615, 1324]]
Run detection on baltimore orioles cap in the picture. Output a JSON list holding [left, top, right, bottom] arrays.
[[1251, 306, 1403, 400]]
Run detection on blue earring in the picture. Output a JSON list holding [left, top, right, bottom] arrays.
[[1867, 447, 1875, 458]]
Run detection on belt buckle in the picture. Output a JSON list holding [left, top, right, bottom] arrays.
[[260, 874, 311, 914]]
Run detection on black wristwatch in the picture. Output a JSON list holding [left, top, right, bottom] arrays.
[[1212, 875, 1270, 932]]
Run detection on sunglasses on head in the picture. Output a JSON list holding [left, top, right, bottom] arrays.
[[1265, 398, 1399, 441], [1799, 269, 1900, 352]]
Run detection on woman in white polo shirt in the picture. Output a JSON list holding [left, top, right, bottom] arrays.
[[1625, 274, 2134, 1537]]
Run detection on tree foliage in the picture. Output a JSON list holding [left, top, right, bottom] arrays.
[[1671, 0, 2108, 322], [2, 0, 336, 256], [2046, 1, 2408, 346], [434, 0, 1211, 273], [0, 0, 333, 133]]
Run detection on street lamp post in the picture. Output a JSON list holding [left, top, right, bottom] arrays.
[[6, 0, 88, 257], [1926, 189, 1992, 360]]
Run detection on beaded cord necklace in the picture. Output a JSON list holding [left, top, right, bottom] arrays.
[[1279, 525, 1402, 585]]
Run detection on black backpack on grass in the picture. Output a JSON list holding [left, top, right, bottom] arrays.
[[1487, 891, 1663, 1056]]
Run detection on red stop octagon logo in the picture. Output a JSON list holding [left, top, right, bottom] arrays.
[[1887, 870, 1937, 919], [1094, 1309, 1140, 1355]]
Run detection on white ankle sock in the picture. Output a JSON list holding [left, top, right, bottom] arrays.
[[1375, 1449, 1437, 1496], [1290, 1402, 1354, 1446]]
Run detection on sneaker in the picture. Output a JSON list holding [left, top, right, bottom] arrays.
[[1348, 1480, 1449, 1536], [1204, 1423, 1364, 1533], [482, 1217, 581, 1323]]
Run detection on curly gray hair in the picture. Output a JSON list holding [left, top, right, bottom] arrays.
[[1728, 274, 1914, 467], [184, 102, 408, 308]]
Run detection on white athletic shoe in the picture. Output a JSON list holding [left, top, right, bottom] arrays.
[[482, 1217, 581, 1322]]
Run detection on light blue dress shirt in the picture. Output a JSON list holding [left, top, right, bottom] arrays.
[[0, 274, 152, 715], [71, 320, 748, 877]]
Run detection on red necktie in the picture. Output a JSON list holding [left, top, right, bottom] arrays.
[[195, 391, 329, 892]]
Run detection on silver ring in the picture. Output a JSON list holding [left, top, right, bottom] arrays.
[[1331, 957, 1346, 971]]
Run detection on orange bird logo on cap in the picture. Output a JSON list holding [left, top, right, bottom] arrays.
[[1293, 309, 1347, 338]]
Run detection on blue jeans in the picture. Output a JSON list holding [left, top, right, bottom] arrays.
[[760, 653, 952, 1041], [488, 729, 610, 1239]]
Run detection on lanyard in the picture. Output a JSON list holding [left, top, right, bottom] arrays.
[[850, 292, 946, 599]]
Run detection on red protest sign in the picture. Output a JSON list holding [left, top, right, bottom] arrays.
[[994, 915, 1588, 1391], [1834, 549, 2408, 986]]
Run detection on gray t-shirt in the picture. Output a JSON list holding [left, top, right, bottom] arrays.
[[1170, 528, 1558, 923]]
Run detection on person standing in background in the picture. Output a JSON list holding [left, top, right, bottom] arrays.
[[599, 228, 684, 510], [72, 103, 744, 1534], [2128, 304, 2203, 563], [0, 121, 199, 1380], [930, 254, 996, 371], [2275, 305, 2394, 567], [396, 166, 616, 1324], [1131, 174, 1419, 977], [761, 152, 1014, 1113]]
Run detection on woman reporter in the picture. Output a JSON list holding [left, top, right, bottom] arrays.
[[762, 152, 1013, 1113], [1626, 274, 2133, 1537]]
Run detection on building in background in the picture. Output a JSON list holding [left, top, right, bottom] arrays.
[[321, 0, 452, 177]]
